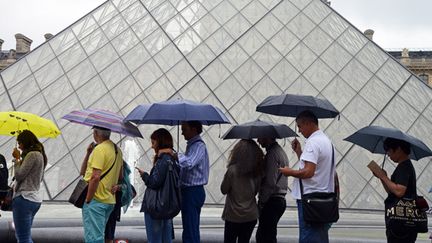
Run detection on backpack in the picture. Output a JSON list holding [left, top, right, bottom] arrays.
[[119, 161, 137, 212]]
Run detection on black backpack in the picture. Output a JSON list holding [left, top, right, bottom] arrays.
[[0, 154, 9, 200]]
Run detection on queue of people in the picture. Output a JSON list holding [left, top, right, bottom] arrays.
[[0, 109, 428, 243]]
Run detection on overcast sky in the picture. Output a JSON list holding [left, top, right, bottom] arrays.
[[1, 0, 431, 51]]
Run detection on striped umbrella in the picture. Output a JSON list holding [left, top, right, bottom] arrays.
[[62, 109, 142, 138]]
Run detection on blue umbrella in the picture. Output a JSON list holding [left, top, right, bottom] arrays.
[[222, 119, 297, 139], [124, 99, 230, 125], [125, 99, 230, 150], [256, 94, 339, 119], [344, 125, 432, 160]]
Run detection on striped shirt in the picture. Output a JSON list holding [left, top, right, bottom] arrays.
[[178, 135, 209, 187]]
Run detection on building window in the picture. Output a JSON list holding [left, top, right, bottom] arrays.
[[419, 73, 429, 84]]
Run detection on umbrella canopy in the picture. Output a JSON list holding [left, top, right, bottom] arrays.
[[344, 125, 432, 160], [256, 94, 339, 118], [222, 119, 297, 139], [0, 111, 61, 138], [62, 109, 142, 138], [124, 99, 230, 125]]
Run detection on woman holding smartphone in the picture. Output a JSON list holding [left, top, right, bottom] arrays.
[[136, 128, 178, 243]]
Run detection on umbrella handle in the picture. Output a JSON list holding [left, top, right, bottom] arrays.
[[177, 122, 180, 153], [381, 154, 387, 169]]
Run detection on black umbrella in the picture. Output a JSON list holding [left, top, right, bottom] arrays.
[[221, 119, 297, 140], [256, 94, 339, 118], [344, 125, 432, 160]]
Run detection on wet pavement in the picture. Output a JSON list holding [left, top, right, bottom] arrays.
[[0, 203, 430, 242]]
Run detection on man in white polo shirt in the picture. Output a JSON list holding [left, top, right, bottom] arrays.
[[279, 110, 335, 243]]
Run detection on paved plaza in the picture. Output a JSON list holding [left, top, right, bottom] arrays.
[[0, 203, 431, 242]]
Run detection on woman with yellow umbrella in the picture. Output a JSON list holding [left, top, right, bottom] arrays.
[[0, 111, 60, 243]]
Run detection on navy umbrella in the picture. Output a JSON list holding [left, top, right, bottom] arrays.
[[344, 125, 432, 160], [125, 99, 230, 149], [256, 94, 339, 119], [222, 119, 298, 140], [124, 99, 230, 125]]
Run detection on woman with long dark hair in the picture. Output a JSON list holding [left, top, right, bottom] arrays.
[[137, 128, 178, 243], [221, 139, 264, 243], [12, 130, 47, 243]]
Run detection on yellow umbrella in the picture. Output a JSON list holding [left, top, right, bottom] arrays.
[[0, 111, 61, 138]]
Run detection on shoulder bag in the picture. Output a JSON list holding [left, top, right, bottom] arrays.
[[68, 144, 118, 208], [385, 166, 429, 233], [300, 145, 339, 224], [0, 186, 13, 211], [142, 155, 181, 220]]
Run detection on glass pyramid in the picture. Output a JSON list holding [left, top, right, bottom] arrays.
[[1, 0, 431, 210]]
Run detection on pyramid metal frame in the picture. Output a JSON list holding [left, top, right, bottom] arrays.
[[1, 0, 431, 209]]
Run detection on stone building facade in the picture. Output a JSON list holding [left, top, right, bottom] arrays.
[[0, 34, 33, 71], [364, 29, 432, 86], [388, 49, 432, 86], [0, 33, 53, 71]]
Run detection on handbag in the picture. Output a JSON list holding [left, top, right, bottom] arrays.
[[300, 145, 339, 224], [385, 197, 428, 233], [1, 177, 16, 212], [68, 178, 88, 208], [142, 156, 181, 220], [68, 144, 119, 208], [384, 167, 429, 233], [0, 187, 13, 211]]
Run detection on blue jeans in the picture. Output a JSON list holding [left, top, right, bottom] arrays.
[[12, 196, 41, 243], [181, 186, 205, 243], [82, 199, 114, 243], [144, 213, 172, 243], [297, 200, 331, 243]]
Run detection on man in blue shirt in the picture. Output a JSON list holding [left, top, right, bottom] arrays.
[[178, 121, 209, 243]]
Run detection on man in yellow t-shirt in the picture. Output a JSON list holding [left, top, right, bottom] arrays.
[[80, 126, 123, 243]]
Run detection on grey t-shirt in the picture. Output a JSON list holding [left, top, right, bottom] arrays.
[[258, 142, 288, 205], [14, 151, 44, 203]]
